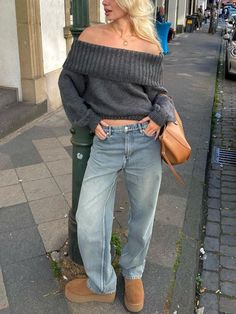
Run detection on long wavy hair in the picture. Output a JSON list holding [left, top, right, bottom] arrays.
[[114, 0, 162, 51]]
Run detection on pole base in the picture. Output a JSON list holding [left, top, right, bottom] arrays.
[[68, 210, 83, 265]]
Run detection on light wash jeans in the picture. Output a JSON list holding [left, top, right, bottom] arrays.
[[75, 122, 162, 294]]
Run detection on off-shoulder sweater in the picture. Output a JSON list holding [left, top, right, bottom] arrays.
[[58, 39, 175, 131]]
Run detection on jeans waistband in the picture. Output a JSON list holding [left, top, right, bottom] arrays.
[[102, 122, 148, 135]]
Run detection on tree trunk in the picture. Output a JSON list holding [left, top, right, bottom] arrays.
[[208, 5, 214, 34]]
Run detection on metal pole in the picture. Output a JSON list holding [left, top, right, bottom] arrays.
[[71, 0, 89, 38], [154, 0, 158, 20], [68, 0, 93, 265]]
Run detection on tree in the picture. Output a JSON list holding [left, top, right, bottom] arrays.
[[208, 2, 218, 34]]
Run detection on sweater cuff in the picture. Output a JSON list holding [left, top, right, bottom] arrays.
[[149, 94, 176, 126], [149, 105, 168, 127], [88, 111, 101, 132]]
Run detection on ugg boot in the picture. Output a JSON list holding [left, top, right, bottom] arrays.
[[65, 278, 116, 303], [124, 278, 144, 312]]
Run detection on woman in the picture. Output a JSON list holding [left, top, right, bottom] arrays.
[[156, 6, 165, 23], [58, 0, 175, 312]]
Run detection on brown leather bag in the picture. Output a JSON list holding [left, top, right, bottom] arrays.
[[159, 110, 191, 184]]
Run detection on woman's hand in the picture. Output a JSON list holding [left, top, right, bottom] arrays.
[[95, 120, 109, 140], [139, 117, 161, 138]]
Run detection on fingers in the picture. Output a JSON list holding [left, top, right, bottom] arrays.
[[96, 120, 110, 139], [144, 128, 156, 137], [144, 119, 161, 137], [138, 116, 150, 123], [139, 116, 155, 136], [95, 118, 161, 140], [95, 124, 107, 140], [154, 130, 160, 140], [100, 120, 109, 127]]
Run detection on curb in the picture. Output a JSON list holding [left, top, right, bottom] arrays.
[[167, 35, 223, 314]]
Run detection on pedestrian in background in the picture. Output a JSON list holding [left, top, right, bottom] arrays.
[[58, 0, 175, 312], [204, 8, 209, 24], [156, 6, 165, 23], [224, 7, 229, 19], [197, 7, 203, 29], [221, 6, 225, 21]]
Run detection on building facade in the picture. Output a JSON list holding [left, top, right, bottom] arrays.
[[154, 0, 204, 32], [0, 0, 70, 112]]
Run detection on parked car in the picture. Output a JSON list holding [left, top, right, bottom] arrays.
[[224, 5, 236, 12], [224, 17, 235, 34], [229, 9, 236, 16], [223, 5, 236, 19], [231, 13, 236, 20], [224, 29, 236, 78]]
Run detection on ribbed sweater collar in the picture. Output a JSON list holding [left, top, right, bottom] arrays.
[[63, 40, 163, 87]]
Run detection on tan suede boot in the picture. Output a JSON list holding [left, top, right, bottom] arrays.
[[124, 278, 144, 312], [65, 278, 116, 303]]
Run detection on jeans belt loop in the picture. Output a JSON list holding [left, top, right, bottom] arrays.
[[138, 122, 144, 134], [108, 125, 112, 136]]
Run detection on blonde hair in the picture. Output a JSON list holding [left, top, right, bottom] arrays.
[[115, 0, 162, 51]]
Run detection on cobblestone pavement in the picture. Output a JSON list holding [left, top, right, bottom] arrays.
[[199, 41, 236, 313]]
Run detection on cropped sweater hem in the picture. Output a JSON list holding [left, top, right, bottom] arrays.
[[59, 39, 176, 131]]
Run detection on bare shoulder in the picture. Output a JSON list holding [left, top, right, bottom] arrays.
[[79, 24, 109, 44], [142, 40, 162, 56]]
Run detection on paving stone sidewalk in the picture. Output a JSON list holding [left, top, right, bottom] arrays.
[[199, 40, 236, 314], [0, 27, 222, 314], [0, 110, 72, 314]]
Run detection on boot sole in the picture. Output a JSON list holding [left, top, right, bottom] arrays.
[[124, 296, 144, 313], [65, 288, 116, 304]]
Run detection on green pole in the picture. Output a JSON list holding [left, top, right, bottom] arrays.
[[71, 0, 89, 38], [68, 0, 93, 265]]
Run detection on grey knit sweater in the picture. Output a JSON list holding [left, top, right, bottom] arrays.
[[58, 40, 175, 131]]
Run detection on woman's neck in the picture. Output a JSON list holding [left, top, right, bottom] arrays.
[[110, 18, 134, 37]]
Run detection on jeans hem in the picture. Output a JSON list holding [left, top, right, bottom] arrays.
[[87, 279, 116, 295], [121, 272, 142, 280]]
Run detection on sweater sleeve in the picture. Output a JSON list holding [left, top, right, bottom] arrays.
[[58, 69, 101, 132], [144, 63, 176, 127]]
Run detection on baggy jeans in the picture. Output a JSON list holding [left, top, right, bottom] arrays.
[[75, 122, 162, 294]]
